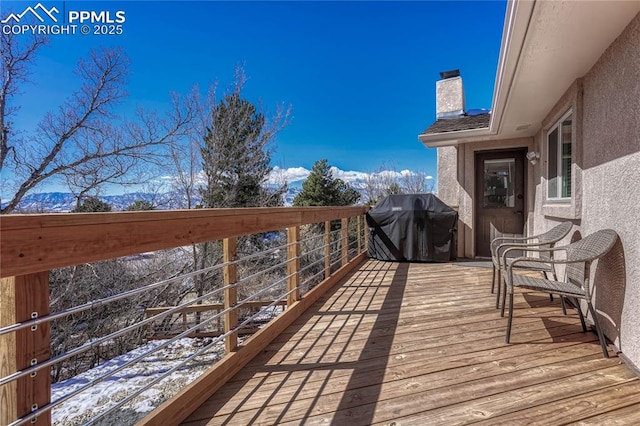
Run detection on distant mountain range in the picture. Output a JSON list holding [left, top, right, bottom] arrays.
[[1, 187, 304, 213]]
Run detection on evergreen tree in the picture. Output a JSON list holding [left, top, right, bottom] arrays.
[[293, 159, 361, 206], [386, 182, 403, 196], [195, 75, 289, 308], [126, 200, 154, 211], [200, 91, 285, 208], [72, 197, 112, 212]]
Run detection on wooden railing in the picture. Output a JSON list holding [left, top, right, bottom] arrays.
[[0, 206, 369, 425], [144, 301, 289, 339]]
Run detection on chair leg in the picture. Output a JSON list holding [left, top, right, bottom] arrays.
[[560, 296, 567, 315], [491, 265, 496, 294], [506, 292, 514, 343], [576, 298, 587, 332], [495, 269, 502, 309], [587, 302, 609, 358], [500, 276, 507, 317], [542, 271, 554, 302]]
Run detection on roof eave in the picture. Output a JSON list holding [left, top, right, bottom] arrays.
[[487, 0, 535, 136], [418, 126, 492, 148]]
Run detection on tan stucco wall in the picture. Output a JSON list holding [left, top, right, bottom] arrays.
[[436, 146, 459, 207], [435, 8, 640, 370], [530, 11, 640, 368], [437, 146, 466, 258], [436, 137, 534, 258]]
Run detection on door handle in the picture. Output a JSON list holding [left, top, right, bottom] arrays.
[[514, 211, 523, 215]]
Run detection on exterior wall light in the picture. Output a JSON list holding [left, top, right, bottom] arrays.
[[526, 151, 540, 165]]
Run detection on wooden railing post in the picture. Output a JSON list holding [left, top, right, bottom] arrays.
[[341, 217, 349, 266], [364, 214, 369, 254], [0, 272, 51, 426], [287, 226, 300, 306], [324, 221, 331, 279], [357, 215, 362, 254], [223, 238, 238, 353]]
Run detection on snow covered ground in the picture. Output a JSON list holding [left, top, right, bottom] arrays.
[[51, 338, 226, 426], [50, 305, 284, 425]]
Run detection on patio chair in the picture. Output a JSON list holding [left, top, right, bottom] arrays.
[[504, 228, 618, 358], [490, 221, 573, 311]]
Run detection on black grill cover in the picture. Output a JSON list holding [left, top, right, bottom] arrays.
[[366, 194, 458, 262]]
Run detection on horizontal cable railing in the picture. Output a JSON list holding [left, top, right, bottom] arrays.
[[0, 207, 368, 426]]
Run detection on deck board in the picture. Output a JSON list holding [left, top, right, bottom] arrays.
[[182, 260, 640, 425]]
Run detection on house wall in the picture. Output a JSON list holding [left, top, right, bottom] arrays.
[[435, 9, 640, 371], [531, 11, 640, 369], [437, 146, 464, 257], [436, 137, 534, 258]]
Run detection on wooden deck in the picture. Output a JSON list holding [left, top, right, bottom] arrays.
[[182, 260, 640, 425]]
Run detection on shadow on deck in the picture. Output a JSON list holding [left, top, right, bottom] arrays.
[[182, 260, 640, 425]]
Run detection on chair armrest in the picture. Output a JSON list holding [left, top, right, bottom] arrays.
[[490, 236, 539, 260], [492, 241, 538, 267], [491, 235, 537, 246], [506, 254, 591, 287], [501, 246, 567, 270]]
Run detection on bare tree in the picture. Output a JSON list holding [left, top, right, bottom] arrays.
[[362, 164, 400, 205], [167, 84, 217, 209], [0, 31, 47, 177], [401, 171, 435, 194], [0, 33, 197, 213]]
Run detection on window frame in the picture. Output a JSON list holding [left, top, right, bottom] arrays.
[[546, 109, 573, 202]]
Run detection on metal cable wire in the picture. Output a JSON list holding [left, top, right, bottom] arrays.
[[233, 258, 289, 287], [236, 271, 295, 308], [0, 260, 232, 337], [1, 255, 298, 388], [299, 240, 331, 257], [1, 242, 303, 386], [0, 236, 312, 336], [9, 280, 295, 426], [0, 276, 237, 387], [6, 219, 362, 425], [82, 287, 298, 426], [12, 273, 298, 426], [330, 256, 343, 268], [299, 266, 327, 289], [298, 255, 326, 274], [297, 231, 326, 245], [232, 239, 291, 264]]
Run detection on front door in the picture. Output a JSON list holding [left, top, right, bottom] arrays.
[[475, 149, 526, 257]]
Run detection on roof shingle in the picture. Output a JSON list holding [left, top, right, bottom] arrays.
[[422, 113, 490, 135]]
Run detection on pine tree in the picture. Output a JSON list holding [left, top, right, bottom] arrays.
[[386, 182, 403, 196], [72, 197, 112, 212], [126, 200, 154, 211], [200, 91, 285, 208], [293, 159, 360, 206]]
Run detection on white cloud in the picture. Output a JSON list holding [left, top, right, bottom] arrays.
[[329, 167, 369, 183], [159, 165, 433, 188], [267, 166, 310, 184]]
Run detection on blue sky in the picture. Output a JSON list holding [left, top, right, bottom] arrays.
[[2, 0, 506, 193]]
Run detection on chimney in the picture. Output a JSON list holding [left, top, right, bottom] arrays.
[[436, 69, 465, 119]]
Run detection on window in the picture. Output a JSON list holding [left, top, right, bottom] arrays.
[[483, 159, 515, 208], [547, 111, 572, 200]]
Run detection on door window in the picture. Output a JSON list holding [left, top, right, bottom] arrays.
[[483, 159, 515, 208]]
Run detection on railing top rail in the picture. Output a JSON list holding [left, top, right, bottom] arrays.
[[1, 206, 368, 278]]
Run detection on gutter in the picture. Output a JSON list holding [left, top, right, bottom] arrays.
[[418, 127, 492, 147]]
